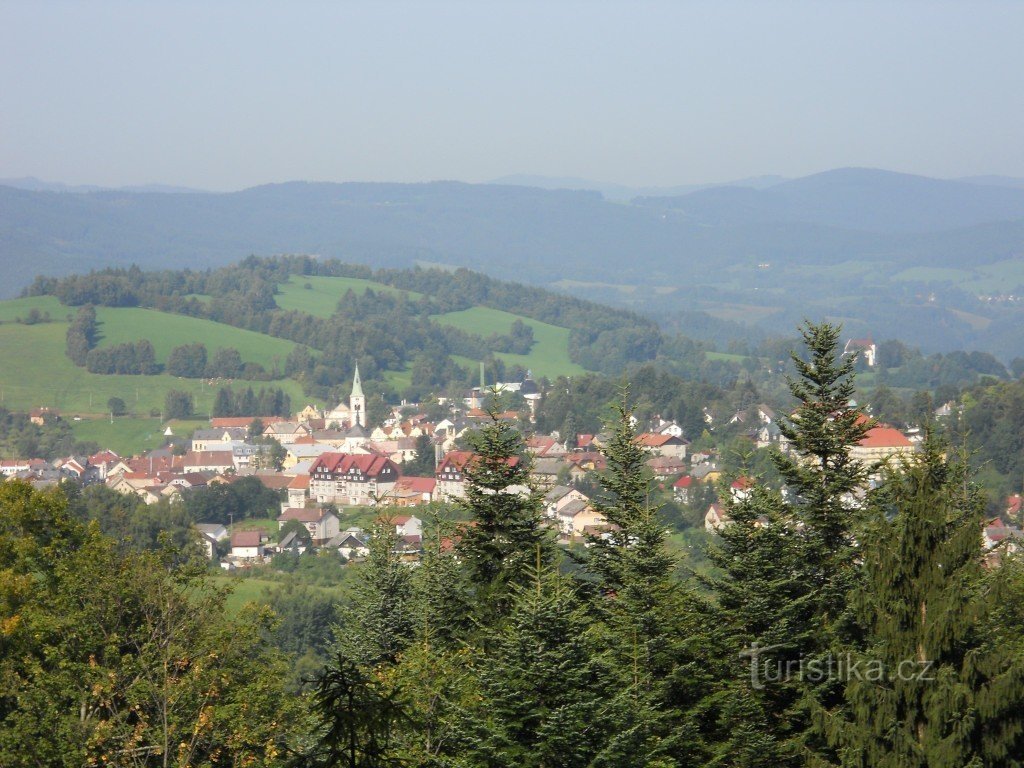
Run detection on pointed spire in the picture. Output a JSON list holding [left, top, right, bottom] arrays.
[[351, 362, 364, 399]]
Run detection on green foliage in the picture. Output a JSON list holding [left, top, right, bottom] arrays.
[[164, 388, 194, 419], [106, 395, 127, 415], [457, 400, 550, 620], [0, 481, 304, 765], [820, 445, 1024, 766]]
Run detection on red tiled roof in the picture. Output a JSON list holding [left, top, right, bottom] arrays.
[[673, 475, 693, 489], [396, 476, 436, 494], [288, 475, 311, 489], [310, 452, 396, 478], [858, 427, 912, 448], [211, 417, 262, 428], [231, 530, 263, 547]]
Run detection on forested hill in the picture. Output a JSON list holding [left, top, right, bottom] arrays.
[[14, 257, 708, 409], [5, 170, 1024, 357]]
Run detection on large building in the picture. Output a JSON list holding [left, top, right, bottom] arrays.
[[309, 452, 399, 506]]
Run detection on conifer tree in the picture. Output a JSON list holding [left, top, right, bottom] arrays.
[[695, 483, 812, 767], [334, 521, 413, 669], [463, 552, 606, 768], [583, 389, 691, 766], [819, 444, 1024, 767], [586, 388, 678, 677], [773, 321, 872, 575], [457, 399, 549, 619]]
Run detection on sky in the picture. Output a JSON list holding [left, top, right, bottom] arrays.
[[1, 0, 1022, 191]]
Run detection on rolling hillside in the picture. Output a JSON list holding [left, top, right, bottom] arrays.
[[0, 309, 308, 415], [433, 306, 584, 380]]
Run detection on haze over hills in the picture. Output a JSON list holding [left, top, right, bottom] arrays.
[[2, 167, 1024, 357]]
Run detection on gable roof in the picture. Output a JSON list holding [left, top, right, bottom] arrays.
[[858, 426, 912, 448], [231, 530, 263, 548], [310, 452, 396, 478], [278, 507, 334, 523]]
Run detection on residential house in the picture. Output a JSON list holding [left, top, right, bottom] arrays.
[[277, 507, 340, 545], [263, 421, 310, 445], [392, 476, 436, 506], [230, 530, 265, 561], [673, 475, 694, 503], [705, 503, 729, 533], [544, 485, 590, 520], [557, 499, 605, 538], [435, 450, 475, 500], [191, 427, 248, 452], [286, 475, 310, 510], [636, 433, 688, 460], [182, 450, 235, 474], [327, 530, 370, 560], [850, 425, 916, 467], [646, 455, 687, 480], [844, 338, 877, 367], [378, 514, 423, 539]]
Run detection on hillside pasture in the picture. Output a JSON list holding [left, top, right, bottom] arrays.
[[70, 416, 209, 457], [93, 307, 298, 370], [0, 295, 67, 323], [275, 274, 424, 319], [0, 320, 309, 415], [432, 306, 585, 379]]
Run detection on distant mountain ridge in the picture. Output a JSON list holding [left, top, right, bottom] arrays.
[[3, 167, 1024, 357], [635, 167, 1024, 232]]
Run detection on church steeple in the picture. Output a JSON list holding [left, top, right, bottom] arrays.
[[350, 363, 366, 427]]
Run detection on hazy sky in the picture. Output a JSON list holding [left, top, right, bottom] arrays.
[[2, 0, 1022, 190]]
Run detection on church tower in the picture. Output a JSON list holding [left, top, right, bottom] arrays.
[[350, 363, 366, 428]]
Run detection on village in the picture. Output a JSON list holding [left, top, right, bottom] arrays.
[[5, 345, 1020, 573]]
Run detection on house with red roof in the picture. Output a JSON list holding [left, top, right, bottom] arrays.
[[672, 474, 694, 503], [435, 451, 476, 500], [230, 530, 266, 560], [635, 433, 688, 460], [392, 476, 436, 506], [850, 425, 915, 466], [309, 452, 399, 506]]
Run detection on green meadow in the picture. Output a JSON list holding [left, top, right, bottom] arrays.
[[0, 295, 68, 323], [93, 307, 297, 370], [0, 320, 309, 416], [275, 274, 424, 319], [70, 417, 209, 457], [432, 306, 585, 380]]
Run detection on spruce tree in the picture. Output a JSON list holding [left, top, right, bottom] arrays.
[[463, 553, 606, 768], [457, 399, 549, 619], [695, 483, 812, 767], [334, 521, 414, 669], [583, 389, 691, 766], [820, 444, 1024, 767]]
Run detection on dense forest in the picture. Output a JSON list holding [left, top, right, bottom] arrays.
[[4, 323, 1024, 766]]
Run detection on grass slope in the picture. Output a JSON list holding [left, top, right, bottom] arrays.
[[433, 306, 585, 379], [94, 307, 297, 369], [0, 320, 309, 416], [275, 274, 423, 319], [0, 296, 68, 323], [71, 417, 209, 457]]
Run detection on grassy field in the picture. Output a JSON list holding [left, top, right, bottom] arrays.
[[432, 306, 585, 379], [93, 307, 298, 369], [0, 320, 310, 416], [0, 296, 68, 323], [275, 274, 424, 319], [70, 416, 209, 456]]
